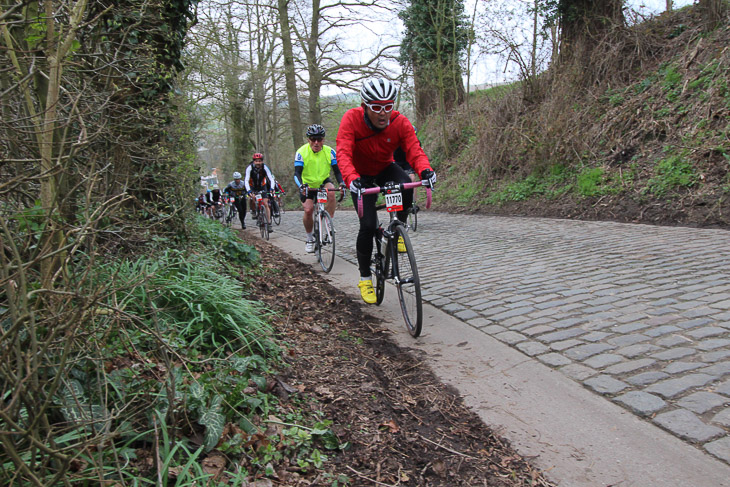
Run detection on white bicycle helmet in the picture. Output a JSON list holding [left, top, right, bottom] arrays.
[[360, 78, 398, 104], [233, 171, 242, 179]]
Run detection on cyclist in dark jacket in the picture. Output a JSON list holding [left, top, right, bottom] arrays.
[[224, 172, 247, 228], [244, 153, 277, 232]]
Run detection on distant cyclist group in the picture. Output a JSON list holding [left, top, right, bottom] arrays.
[[203, 77, 437, 318]]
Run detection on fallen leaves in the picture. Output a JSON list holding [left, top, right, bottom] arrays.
[[237, 231, 555, 486]]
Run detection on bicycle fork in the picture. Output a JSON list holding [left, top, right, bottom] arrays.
[[378, 226, 396, 280]]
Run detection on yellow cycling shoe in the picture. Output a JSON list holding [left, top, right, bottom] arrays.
[[358, 279, 377, 304], [397, 236, 407, 253]]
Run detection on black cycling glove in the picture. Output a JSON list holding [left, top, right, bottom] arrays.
[[420, 169, 436, 187]]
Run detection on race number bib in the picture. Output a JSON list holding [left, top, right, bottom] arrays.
[[255, 194, 262, 202], [317, 190, 328, 203], [385, 191, 403, 212]]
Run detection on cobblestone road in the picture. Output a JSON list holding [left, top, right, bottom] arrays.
[[269, 208, 730, 464]]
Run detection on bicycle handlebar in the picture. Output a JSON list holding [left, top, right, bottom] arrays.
[[301, 184, 346, 202], [357, 181, 432, 218]]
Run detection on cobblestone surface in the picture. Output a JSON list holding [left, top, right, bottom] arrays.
[[270, 209, 730, 464]]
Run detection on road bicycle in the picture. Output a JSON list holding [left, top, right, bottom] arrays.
[[212, 200, 225, 222], [303, 184, 344, 273], [357, 181, 432, 337], [252, 191, 272, 241], [224, 196, 238, 227]]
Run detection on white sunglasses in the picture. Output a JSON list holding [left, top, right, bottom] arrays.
[[365, 102, 394, 113]]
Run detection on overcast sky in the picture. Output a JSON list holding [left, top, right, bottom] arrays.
[[325, 0, 695, 95]]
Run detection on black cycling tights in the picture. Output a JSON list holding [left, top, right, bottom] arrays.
[[351, 163, 413, 277], [234, 199, 247, 223]]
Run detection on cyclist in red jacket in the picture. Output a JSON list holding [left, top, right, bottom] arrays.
[[336, 77, 436, 304]]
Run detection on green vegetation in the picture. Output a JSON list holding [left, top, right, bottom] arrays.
[[576, 167, 606, 197], [482, 165, 573, 204], [468, 81, 521, 101], [422, 8, 728, 219], [646, 152, 697, 196], [608, 92, 625, 107], [0, 215, 348, 485]]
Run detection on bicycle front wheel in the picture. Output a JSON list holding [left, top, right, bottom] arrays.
[[316, 211, 336, 273], [392, 224, 422, 337], [258, 208, 269, 240]]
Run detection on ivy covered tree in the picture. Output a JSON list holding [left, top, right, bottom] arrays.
[[699, 0, 728, 31], [0, 1, 200, 479], [539, 0, 624, 67], [399, 0, 471, 124]]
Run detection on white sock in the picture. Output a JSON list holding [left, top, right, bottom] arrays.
[[360, 276, 371, 281], [306, 232, 313, 241]]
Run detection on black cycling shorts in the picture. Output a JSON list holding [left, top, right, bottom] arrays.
[[394, 159, 415, 174]]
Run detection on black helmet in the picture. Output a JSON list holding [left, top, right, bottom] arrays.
[[360, 77, 398, 103], [306, 124, 326, 138]]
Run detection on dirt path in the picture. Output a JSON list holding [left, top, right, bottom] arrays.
[[238, 230, 552, 486]]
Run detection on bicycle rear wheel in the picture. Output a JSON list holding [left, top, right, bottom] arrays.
[[392, 224, 422, 337], [407, 206, 418, 232], [316, 211, 336, 273]]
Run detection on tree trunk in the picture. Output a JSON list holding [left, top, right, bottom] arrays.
[[531, 0, 538, 78], [557, 0, 625, 82], [400, 0, 467, 126], [277, 0, 303, 150], [249, 6, 267, 154], [38, 0, 88, 288], [699, 0, 727, 30], [306, 0, 322, 125]]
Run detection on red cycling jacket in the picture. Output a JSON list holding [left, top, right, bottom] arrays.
[[336, 107, 431, 185]]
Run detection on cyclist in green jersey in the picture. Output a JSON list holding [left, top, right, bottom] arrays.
[[294, 124, 345, 253]]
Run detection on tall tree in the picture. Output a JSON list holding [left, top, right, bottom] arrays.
[[292, 0, 397, 125], [478, 1, 552, 93], [184, 2, 256, 175], [246, 0, 278, 159], [399, 0, 471, 124]]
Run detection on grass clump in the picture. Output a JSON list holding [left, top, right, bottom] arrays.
[[485, 164, 573, 204], [645, 152, 697, 196]]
